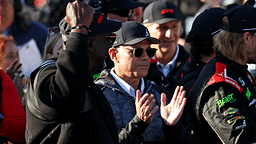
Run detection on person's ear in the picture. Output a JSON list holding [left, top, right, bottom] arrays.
[[244, 32, 250, 43], [109, 47, 118, 62]]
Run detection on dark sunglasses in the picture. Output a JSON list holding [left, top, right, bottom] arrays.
[[122, 47, 157, 58]]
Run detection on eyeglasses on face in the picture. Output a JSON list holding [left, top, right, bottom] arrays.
[[121, 46, 157, 58]]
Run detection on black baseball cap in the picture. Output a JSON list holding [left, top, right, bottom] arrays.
[[222, 5, 256, 33], [112, 21, 160, 47], [108, 0, 143, 10], [189, 8, 226, 41], [142, 1, 181, 24], [59, 10, 122, 38]]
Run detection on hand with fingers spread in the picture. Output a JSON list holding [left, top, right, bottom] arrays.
[[161, 86, 186, 126], [6, 59, 23, 80], [135, 90, 159, 124], [6, 59, 25, 99]]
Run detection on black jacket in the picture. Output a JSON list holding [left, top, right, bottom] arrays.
[[146, 45, 189, 93], [171, 54, 206, 135], [191, 51, 256, 144], [25, 33, 118, 144]]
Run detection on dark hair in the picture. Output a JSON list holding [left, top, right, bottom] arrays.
[[186, 31, 214, 62]]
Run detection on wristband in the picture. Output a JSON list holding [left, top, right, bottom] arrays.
[[71, 25, 90, 32]]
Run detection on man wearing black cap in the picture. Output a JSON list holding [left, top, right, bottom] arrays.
[[173, 7, 226, 100], [172, 7, 226, 133], [95, 21, 190, 143], [25, 1, 122, 143], [190, 5, 256, 143], [143, 1, 189, 92]]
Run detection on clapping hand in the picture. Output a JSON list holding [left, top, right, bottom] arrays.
[[161, 86, 186, 126], [135, 90, 159, 124]]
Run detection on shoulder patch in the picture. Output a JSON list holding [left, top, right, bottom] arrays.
[[207, 62, 243, 92]]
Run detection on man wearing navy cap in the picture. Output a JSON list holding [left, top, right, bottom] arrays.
[[143, 1, 189, 93], [190, 5, 256, 143], [95, 21, 189, 143], [25, 1, 122, 143]]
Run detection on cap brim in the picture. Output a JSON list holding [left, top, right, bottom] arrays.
[[124, 37, 160, 45], [153, 18, 180, 25], [119, 1, 144, 9], [89, 10, 122, 37]]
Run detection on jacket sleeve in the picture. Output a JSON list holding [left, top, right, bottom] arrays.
[[164, 120, 198, 144], [118, 115, 149, 144], [35, 32, 91, 114], [201, 84, 256, 143], [0, 70, 26, 143]]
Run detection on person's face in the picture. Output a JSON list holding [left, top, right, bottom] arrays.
[[107, 13, 129, 23], [0, 0, 14, 33], [107, 10, 136, 23], [88, 34, 113, 71], [132, 7, 143, 23], [246, 34, 256, 64], [146, 21, 180, 57], [0, 42, 19, 71], [114, 40, 151, 79]]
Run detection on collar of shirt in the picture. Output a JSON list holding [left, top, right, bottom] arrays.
[[110, 69, 145, 99], [157, 45, 180, 78]]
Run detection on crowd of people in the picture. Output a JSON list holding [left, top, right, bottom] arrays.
[[0, 0, 256, 143]]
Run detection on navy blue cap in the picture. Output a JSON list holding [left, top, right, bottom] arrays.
[[222, 5, 256, 33], [113, 21, 160, 47], [143, 1, 181, 24], [189, 8, 226, 41], [59, 10, 122, 38]]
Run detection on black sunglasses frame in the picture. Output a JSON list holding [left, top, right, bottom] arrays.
[[123, 47, 157, 58]]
